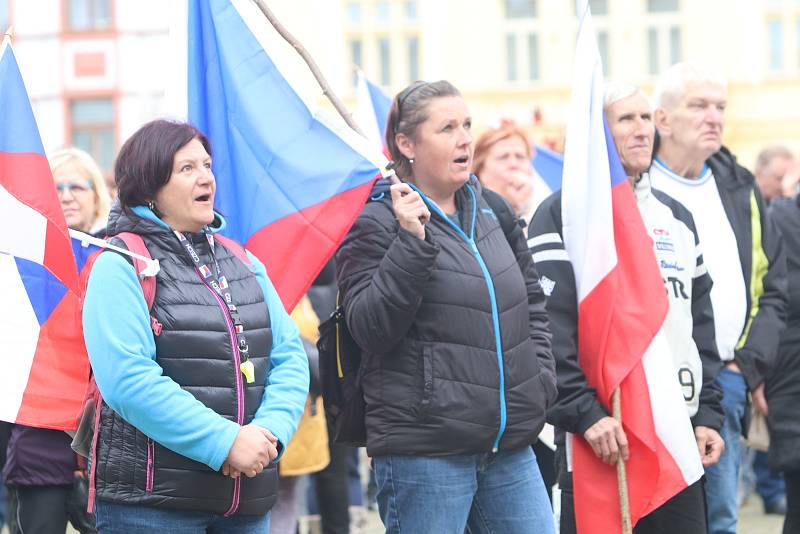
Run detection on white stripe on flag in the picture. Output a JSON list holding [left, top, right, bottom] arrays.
[[642, 328, 704, 485], [354, 70, 384, 151], [0, 254, 41, 422], [560, 7, 616, 302], [0, 184, 47, 264]]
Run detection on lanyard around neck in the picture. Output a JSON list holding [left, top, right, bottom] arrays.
[[174, 230, 255, 384]]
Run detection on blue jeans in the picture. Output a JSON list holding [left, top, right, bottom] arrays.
[[705, 368, 748, 534], [94, 500, 270, 533], [373, 447, 554, 534]]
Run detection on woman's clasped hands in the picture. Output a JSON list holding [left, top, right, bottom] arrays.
[[221, 424, 279, 478]]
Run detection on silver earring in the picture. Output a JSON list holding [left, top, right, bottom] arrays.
[[147, 201, 156, 211], [409, 158, 415, 164]]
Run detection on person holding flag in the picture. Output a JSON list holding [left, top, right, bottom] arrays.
[[530, 79, 726, 532], [82, 119, 308, 532], [336, 79, 556, 534]]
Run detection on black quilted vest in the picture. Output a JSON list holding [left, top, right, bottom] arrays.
[[93, 206, 277, 515]]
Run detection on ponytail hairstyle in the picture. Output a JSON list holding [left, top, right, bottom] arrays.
[[385, 80, 461, 180]]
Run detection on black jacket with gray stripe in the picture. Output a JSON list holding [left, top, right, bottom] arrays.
[[528, 178, 724, 445]]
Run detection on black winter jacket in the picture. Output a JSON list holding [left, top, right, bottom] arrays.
[[705, 147, 788, 390], [93, 206, 277, 515], [766, 197, 800, 471], [336, 177, 557, 457]]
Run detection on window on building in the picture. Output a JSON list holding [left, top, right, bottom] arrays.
[[68, 0, 112, 31], [527, 33, 539, 80], [769, 19, 783, 71], [405, 1, 417, 21], [407, 36, 419, 81], [590, 0, 608, 15], [70, 98, 114, 172], [505, 0, 536, 19], [669, 26, 681, 64], [350, 40, 363, 85], [597, 30, 610, 75], [376, 1, 390, 24], [797, 19, 800, 69], [647, 0, 678, 12], [346, 2, 362, 24], [647, 27, 659, 75], [506, 34, 517, 81], [0, 0, 8, 30], [379, 37, 391, 85]]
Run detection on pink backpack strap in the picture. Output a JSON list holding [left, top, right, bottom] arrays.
[[214, 234, 253, 267], [115, 232, 157, 310]]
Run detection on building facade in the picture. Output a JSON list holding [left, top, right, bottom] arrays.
[[3, 0, 800, 172]]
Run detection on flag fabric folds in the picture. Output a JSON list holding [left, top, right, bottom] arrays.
[[0, 38, 90, 430], [186, 0, 387, 312], [354, 70, 391, 152], [561, 2, 702, 532]]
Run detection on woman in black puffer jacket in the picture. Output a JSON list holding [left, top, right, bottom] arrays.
[[336, 80, 557, 534]]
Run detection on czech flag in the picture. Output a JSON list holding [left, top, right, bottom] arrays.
[[178, 0, 388, 312], [353, 70, 391, 153], [0, 38, 91, 430], [561, 2, 703, 531]]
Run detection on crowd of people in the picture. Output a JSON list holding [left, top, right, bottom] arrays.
[[1, 58, 799, 534]]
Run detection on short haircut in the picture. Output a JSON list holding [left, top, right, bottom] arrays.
[[115, 119, 211, 210], [385, 80, 461, 180], [653, 62, 728, 109], [755, 144, 795, 175], [603, 81, 649, 111], [472, 125, 532, 178], [49, 146, 112, 229]]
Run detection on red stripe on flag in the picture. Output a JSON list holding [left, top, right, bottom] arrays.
[[573, 183, 677, 532], [246, 180, 376, 311], [15, 288, 90, 431], [0, 152, 79, 294]]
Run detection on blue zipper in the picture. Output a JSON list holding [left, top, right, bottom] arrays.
[[408, 183, 508, 451]]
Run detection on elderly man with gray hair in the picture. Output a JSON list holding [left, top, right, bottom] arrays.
[[529, 81, 725, 533], [649, 62, 788, 534]]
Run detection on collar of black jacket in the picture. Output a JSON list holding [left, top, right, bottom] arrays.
[[707, 145, 755, 191]]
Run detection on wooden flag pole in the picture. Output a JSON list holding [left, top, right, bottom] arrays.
[[612, 388, 633, 534], [249, 0, 365, 138]]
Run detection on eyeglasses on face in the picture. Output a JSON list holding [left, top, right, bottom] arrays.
[[56, 181, 93, 196]]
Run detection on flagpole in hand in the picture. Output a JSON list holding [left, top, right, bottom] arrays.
[[613, 388, 633, 534]]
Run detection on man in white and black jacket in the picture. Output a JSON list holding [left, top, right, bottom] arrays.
[[648, 63, 787, 534], [529, 82, 725, 534]]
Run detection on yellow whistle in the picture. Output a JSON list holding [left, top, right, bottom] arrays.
[[240, 360, 255, 384]]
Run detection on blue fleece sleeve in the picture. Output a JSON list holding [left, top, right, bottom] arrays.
[[246, 251, 309, 461], [82, 251, 240, 471]]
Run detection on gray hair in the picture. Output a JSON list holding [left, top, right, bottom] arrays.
[[603, 81, 649, 110], [653, 62, 728, 109], [755, 144, 795, 175]]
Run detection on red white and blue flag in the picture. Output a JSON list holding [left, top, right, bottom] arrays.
[[562, 2, 703, 531], [0, 38, 92, 430], [175, 0, 388, 311]]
